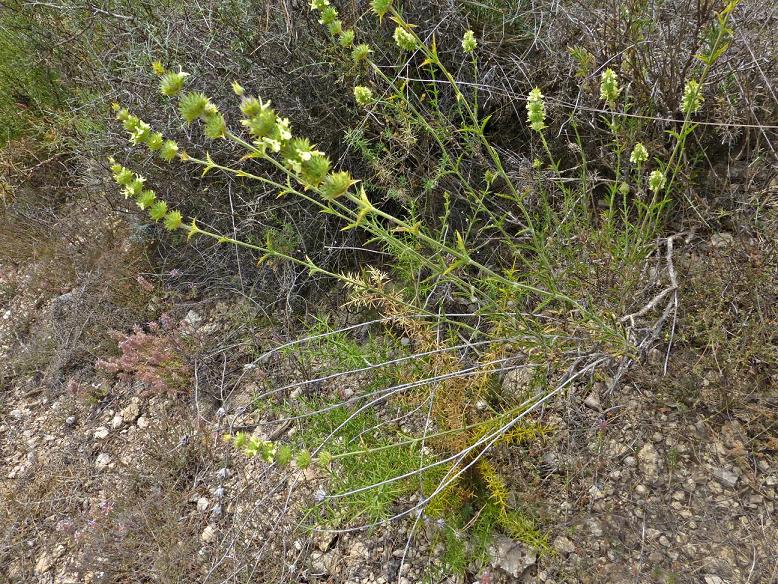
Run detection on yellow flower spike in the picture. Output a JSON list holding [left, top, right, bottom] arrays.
[[151, 60, 165, 75]]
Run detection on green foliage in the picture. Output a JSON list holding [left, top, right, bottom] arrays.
[[0, 8, 61, 144]]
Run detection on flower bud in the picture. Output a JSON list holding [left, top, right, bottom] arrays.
[[231, 81, 245, 96]]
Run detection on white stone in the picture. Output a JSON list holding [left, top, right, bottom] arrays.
[[95, 453, 112, 470], [200, 524, 217, 544], [93, 427, 109, 440]]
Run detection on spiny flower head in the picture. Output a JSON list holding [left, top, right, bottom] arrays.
[[204, 112, 227, 139], [160, 70, 189, 97], [352, 43, 372, 63], [115, 107, 131, 123], [630, 142, 648, 165], [310, 0, 329, 10], [339, 29, 355, 48], [149, 200, 168, 221], [137, 189, 157, 210], [648, 170, 666, 193], [316, 451, 333, 468], [241, 98, 277, 138], [371, 0, 392, 18], [318, 6, 338, 25], [599, 68, 621, 105], [295, 450, 312, 469], [240, 96, 265, 118], [126, 177, 146, 199], [321, 171, 356, 199], [163, 210, 183, 231], [179, 92, 211, 123], [282, 137, 320, 168], [681, 79, 703, 114], [130, 121, 153, 145], [275, 444, 293, 466], [146, 132, 164, 151], [462, 30, 477, 54], [121, 114, 141, 133], [159, 140, 179, 162], [526, 87, 546, 132], [393, 26, 417, 51], [301, 154, 331, 187], [327, 19, 343, 36], [353, 86, 374, 107], [113, 166, 134, 187]]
